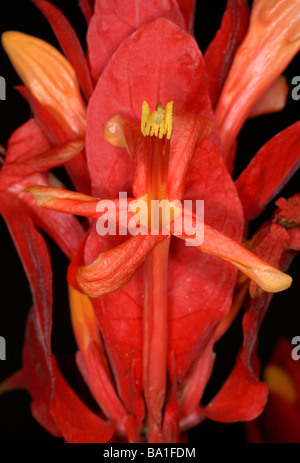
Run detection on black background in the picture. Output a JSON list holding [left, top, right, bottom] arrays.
[[0, 0, 299, 443]]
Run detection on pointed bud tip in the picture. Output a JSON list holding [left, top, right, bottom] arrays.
[[251, 266, 292, 293], [104, 115, 127, 148]]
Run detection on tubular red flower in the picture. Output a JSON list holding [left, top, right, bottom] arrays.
[[216, 0, 300, 164]]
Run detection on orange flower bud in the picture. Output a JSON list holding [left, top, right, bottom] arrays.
[[2, 31, 86, 139]]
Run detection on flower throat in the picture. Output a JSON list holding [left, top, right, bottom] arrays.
[[141, 101, 173, 228]]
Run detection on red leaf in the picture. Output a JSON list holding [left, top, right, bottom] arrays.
[[236, 122, 300, 222], [87, 0, 186, 83], [204, 0, 249, 108], [32, 0, 93, 101]]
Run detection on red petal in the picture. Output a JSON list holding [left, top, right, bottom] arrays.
[[0, 370, 27, 394], [50, 359, 115, 443], [0, 192, 59, 434], [176, 0, 196, 34], [203, 355, 268, 422], [162, 352, 179, 442], [204, 0, 249, 107], [165, 139, 244, 380], [78, 0, 95, 23], [23, 311, 62, 437], [25, 185, 100, 217], [0, 192, 52, 343], [76, 234, 165, 297], [76, 345, 128, 426], [167, 111, 213, 200], [0, 191, 113, 441], [17, 86, 91, 194], [179, 338, 215, 424], [70, 228, 146, 420], [236, 122, 300, 221], [17, 85, 69, 144], [117, 111, 212, 200], [87, 0, 186, 83], [5, 118, 51, 163], [248, 75, 289, 118], [87, 18, 215, 198], [6, 174, 84, 259], [190, 221, 292, 293], [0, 118, 50, 190], [202, 291, 279, 422], [32, 0, 93, 101], [215, 0, 300, 161], [31, 339, 116, 443], [1, 139, 84, 177]]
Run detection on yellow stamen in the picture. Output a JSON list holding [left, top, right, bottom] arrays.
[[141, 101, 173, 139]]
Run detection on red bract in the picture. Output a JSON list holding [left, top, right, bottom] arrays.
[[0, 0, 300, 443]]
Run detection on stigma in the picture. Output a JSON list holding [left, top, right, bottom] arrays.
[[141, 101, 173, 139]]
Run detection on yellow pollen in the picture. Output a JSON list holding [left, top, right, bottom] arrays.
[[141, 101, 173, 139]]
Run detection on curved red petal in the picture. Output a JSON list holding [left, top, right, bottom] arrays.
[[1, 140, 84, 177], [236, 122, 300, 222], [76, 234, 164, 297]]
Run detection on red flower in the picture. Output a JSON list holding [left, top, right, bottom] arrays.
[[0, 0, 300, 443]]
